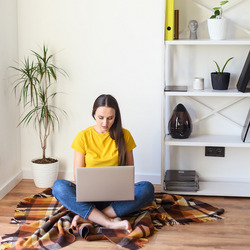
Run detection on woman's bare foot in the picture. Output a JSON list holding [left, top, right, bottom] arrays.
[[72, 215, 131, 232], [112, 217, 121, 222], [71, 214, 90, 229], [81, 208, 132, 233], [108, 218, 132, 233]]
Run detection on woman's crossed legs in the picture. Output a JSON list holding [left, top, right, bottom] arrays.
[[52, 179, 154, 232]]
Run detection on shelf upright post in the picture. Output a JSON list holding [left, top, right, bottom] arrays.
[[164, 43, 172, 86], [162, 42, 173, 192]]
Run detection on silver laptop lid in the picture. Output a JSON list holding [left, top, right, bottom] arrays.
[[76, 166, 135, 202]]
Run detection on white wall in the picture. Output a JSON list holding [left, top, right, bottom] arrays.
[[0, 0, 249, 196], [18, 0, 166, 183], [0, 0, 22, 199], [1, 0, 249, 195]]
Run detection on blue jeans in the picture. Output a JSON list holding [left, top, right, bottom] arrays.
[[52, 179, 154, 219]]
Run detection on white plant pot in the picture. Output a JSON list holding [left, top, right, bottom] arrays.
[[31, 159, 59, 188], [207, 18, 227, 40]]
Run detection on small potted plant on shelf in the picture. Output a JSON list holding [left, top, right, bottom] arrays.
[[10, 45, 68, 188], [211, 57, 233, 90], [207, 1, 229, 40]]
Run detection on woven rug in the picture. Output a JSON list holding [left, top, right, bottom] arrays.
[[1, 189, 224, 250]]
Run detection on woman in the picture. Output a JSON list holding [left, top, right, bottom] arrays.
[[52, 94, 154, 232]]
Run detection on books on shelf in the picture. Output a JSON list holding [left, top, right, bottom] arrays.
[[164, 85, 187, 92], [165, 0, 179, 41], [241, 108, 250, 143], [174, 10, 179, 40], [164, 170, 199, 192], [165, 0, 174, 40]]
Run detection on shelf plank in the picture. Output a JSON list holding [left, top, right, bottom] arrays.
[[165, 39, 250, 46], [164, 88, 250, 97], [162, 181, 250, 197], [165, 135, 250, 147]]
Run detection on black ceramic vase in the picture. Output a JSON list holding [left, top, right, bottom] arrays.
[[168, 103, 192, 139]]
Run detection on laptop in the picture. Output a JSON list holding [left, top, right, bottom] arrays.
[[76, 166, 135, 202]]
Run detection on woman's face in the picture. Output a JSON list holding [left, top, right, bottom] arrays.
[[94, 106, 116, 133]]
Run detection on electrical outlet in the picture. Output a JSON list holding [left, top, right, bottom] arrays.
[[205, 146, 225, 157]]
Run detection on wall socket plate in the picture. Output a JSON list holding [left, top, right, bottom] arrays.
[[205, 146, 225, 157]]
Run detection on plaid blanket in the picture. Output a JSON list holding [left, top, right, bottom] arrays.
[[1, 189, 224, 250]]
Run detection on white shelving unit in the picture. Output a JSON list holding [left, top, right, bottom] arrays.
[[162, 39, 250, 197]]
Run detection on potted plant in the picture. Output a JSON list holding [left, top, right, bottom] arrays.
[[207, 1, 229, 40], [10, 45, 68, 188], [211, 57, 233, 90]]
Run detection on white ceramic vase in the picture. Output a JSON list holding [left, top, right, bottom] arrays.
[[31, 159, 59, 188], [207, 18, 227, 40]]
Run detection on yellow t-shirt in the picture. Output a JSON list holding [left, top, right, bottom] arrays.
[[71, 126, 136, 167]]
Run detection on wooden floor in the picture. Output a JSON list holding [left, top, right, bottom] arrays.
[[0, 180, 250, 249]]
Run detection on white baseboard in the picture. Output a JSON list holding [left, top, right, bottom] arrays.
[[135, 173, 161, 184], [0, 171, 23, 200], [22, 168, 33, 179], [58, 171, 74, 180], [22, 169, 161, 184]]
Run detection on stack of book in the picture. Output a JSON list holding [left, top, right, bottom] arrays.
[[165, 0, 179, 40], [164, 170, 199, 192]]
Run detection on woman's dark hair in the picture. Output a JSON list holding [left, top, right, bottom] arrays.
[[92, 94, 126, 166]]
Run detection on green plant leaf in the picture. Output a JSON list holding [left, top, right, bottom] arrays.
[[214, 9, 220, 16], [221, 57, 234, 73], [213, 60, 221, 73], [18, 108, 37, 127], [220, 1, 229, 6]]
